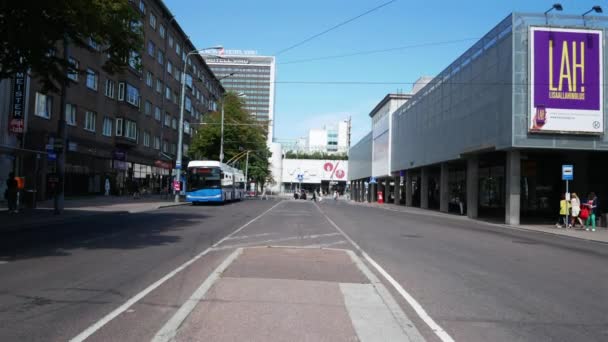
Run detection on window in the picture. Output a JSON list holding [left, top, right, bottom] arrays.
[[118, 82, 125, 101], [143, 131, 150, 147], [172, 91, 178, 104], [130, 20, 142, 34], [165, 86, 171, 100], [67, 57, 79, 81], [104, 79, 115, 98], [182, 51, 186, 62], [154, 106, 161, 121], [126, 84, 140, 107], [138, 0, 145, 13], [183, 144, 189, 155], [168, 35, 174, 48], [185, 96, 192, 112], [185, 74, 193, 88], [65, 103, 76, 126], [167, 60, 172, 75], [174, 69, 180, 82], [115, 118, 123, 136], [147, 40, 155, 56], [144, 100, 151, 115], [34, 92, 52, 119], [146, 71, 153, 87], [176, 43, 180, 55], [164, 114, 171, 127], [125, 120, 137, 140], [170, 142, 177, 155], [88, 37, 99, 51], [162, 140, 168, 153], [184, 121, 190, 135], [171, 117, 177, 130], [84, 111, 96, 132], [154, 136, 160, 150], [128, 50, 141, 71], [159, 24, 166, 38], [86, 68, 98, 90], [157, 50, 164, 65], [156, 79, 162, 93], [103, 117, 112, 136], [149, 12, 156, 29]]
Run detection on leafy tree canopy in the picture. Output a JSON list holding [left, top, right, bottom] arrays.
[[0, 0, 143, 92], [189, 92, 272, 186]]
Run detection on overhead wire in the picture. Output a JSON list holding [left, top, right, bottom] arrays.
[[274, 0, 397, 56]]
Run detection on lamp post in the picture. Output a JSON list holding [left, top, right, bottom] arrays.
[[544, 3, 562, 24], [582, 6, 603, 26], [175, 45, 223, 203]]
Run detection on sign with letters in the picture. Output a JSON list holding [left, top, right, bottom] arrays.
[[9, 71, 26, 134], [529, 27, 603, 134], [562, 164, 573, 181]]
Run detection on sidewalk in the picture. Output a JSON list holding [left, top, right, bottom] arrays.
[[349, 200, 608, 244], [0, 195, 189, 232], [153, 246, 424, 342]]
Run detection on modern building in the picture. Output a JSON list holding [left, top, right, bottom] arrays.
[[202, 51, 276, 144], [1, 0, 224, 200], [277, 120, 351, 154], [349, 12, 608, 225]]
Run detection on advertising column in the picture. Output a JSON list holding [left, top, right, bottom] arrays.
[[530, 27, 603, 134]]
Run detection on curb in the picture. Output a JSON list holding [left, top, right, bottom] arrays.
[[348, 200, 608, 245], [158, 202, 191, 209]]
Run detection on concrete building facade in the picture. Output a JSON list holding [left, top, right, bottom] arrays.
[[349, 13, 608, 225]]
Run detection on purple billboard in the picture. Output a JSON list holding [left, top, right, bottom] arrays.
[[530, 27, 603, 134]]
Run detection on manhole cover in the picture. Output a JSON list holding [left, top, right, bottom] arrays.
[[512, 239, 539, 245], [401, 234, 421, 238]]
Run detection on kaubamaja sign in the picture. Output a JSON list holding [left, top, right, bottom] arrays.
[[529, 27, 603, 134]]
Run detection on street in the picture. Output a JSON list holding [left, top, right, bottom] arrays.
[[0, 199, 607, 341]]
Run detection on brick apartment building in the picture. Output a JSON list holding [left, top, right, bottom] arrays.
[[1, 0, 224, 200]]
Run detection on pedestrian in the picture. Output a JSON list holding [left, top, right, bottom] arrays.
[[333, 190, 338, 201], [556, 194, 569, 228], [585, 192, 599, 232], [5, 172, 18, 214], [132, 181, 140, 199], [570, 192, 583, 229], [312, 190, 317, 202]]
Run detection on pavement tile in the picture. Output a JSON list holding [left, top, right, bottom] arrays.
[[222, 247, 369, 283], [174, 277, 358, 342]]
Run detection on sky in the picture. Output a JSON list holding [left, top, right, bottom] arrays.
[[165, 0, 603, 143]]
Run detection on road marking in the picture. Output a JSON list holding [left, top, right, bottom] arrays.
[[69, 201, 283, 342], [212, 232, 341, 250], [341, 283, 417, 342], [317, 204, 455, 342], [224, 232, 274, 241], [152, 248, 243, 342], [0, 261, 8, 265]]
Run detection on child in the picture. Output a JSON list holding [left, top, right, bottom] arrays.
[[556, 194, 570, 228]]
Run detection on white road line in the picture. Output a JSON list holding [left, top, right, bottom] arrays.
[[0, 261, 8, 265], [69, 201, 283, 342], [317, 204, 455, 342], [212, 232, 341, 250], [224, 232, 274, 241], [151, 248, 243, 342]]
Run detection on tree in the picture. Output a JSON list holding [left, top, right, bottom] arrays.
[[0, 0, 143, 92], [189, 92, 272, 186]]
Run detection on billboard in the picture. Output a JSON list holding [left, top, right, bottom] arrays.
[[282, 159, 348, 184], [530, 27, 603, 134]]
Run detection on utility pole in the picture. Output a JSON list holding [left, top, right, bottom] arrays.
[[244, 150, 250, 193], [54, 35, 69, 214], [219, 97, 224, 163]]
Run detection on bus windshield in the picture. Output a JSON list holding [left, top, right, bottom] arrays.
[[187, 167, 221, 191]]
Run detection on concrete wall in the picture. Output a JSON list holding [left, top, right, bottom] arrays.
[[391, 15, 514, 172], [348, 132, 372, 180]]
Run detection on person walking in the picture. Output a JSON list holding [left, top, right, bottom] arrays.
[[5, 172, 18, 214], [570, 193, 583, 229], [585, 192, 599, 232], [556, 194, 569, 228], [312, 190, 317, 202], [333, 190, 338, 201]]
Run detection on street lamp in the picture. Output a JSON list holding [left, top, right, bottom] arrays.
[[544, 3, 562, 24], [219, 90, 246, 164], [583, 5, 603, 26], [175, 45, 223, 203]]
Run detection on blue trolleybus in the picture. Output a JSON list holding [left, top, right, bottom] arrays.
[[186, 160, 245, 203]]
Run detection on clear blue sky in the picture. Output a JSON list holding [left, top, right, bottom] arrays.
[[165, 0, 601, 143]]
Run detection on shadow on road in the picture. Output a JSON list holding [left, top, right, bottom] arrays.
[[0, 210, 208, 262]]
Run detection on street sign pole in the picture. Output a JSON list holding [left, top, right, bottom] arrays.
[[562, 165, 574, 227]]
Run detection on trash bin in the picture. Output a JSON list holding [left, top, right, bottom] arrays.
[[24, 189, 37, 209]]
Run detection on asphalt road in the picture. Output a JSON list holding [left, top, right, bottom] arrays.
[[1, 198, 607, 341]]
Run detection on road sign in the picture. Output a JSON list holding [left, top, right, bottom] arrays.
[[175, 162, 181, 170], [562, 165, 573, 181], [369, 177, 377, 184]]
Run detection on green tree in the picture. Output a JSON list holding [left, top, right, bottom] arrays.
[[0, 0, 143, 92], [189, 92, 272, 186]]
